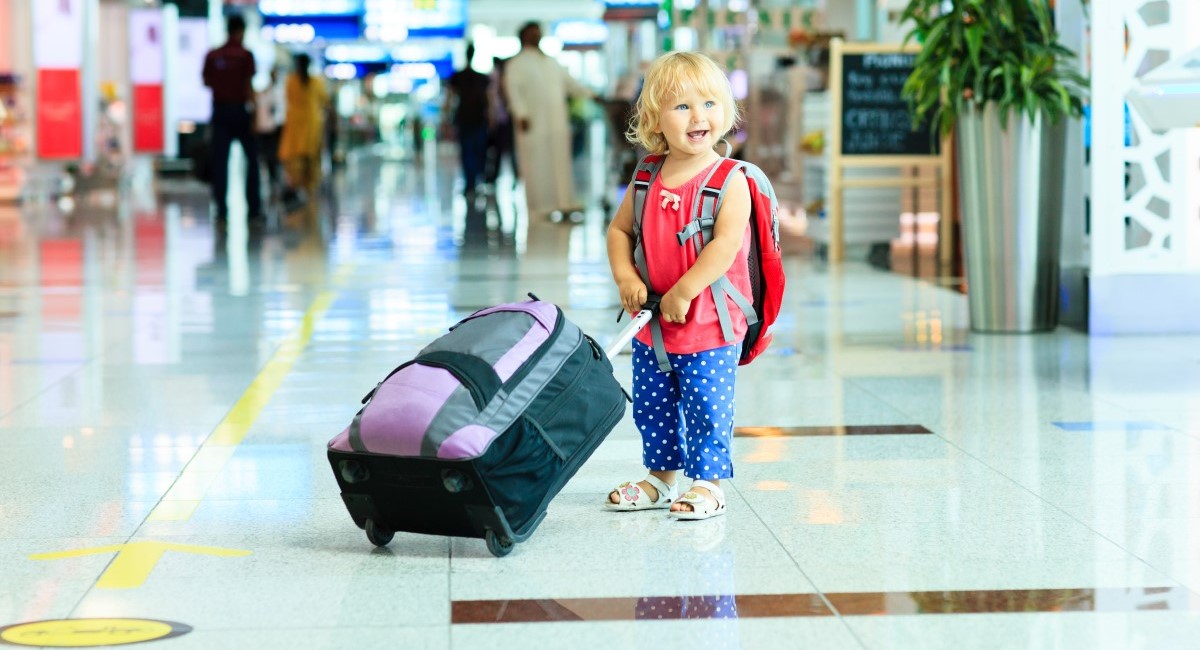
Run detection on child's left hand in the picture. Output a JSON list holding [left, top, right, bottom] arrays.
[[660, 290, 690, 324]]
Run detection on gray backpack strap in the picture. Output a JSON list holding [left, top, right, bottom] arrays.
[[631, 156, 663, 244], [631, 155, 661, 289], [678, 159, 759, 344], [630, 156, 673, 373]]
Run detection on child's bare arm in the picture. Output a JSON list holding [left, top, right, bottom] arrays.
[[660, 173, 752, 324], [607, 184, 648, 314]]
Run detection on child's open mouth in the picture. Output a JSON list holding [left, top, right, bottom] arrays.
[[687, 129, 709, 142]]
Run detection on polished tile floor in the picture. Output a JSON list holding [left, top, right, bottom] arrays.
[[0, 147, 1198, 650]]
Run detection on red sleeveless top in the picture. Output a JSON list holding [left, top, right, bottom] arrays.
[[635, 160, 752, 355]]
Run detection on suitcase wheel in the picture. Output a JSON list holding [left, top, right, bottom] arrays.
[[365, 519, 395, 547], [485, 530, 514, 558]]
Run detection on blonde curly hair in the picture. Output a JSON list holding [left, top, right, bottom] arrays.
[[626, 51, 740, 155]]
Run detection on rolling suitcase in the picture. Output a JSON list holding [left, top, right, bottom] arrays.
[[327, 295, 655, 557]]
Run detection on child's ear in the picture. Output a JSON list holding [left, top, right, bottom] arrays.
[[653, 119, 662, 134]]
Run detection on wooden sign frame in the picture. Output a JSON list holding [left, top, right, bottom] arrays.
[[829, 39, 955, 265]]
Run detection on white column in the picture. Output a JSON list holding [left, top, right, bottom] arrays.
[[1057, 0, 1087, 270], [162, 3, 179, 158], [81, 0, 99, 164], [1089, 0, 1200, 333], [209, 0, 224, 46]]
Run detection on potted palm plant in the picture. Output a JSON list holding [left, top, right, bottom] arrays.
[[901, 0, 1087, 333]]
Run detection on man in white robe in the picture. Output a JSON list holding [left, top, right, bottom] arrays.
[[502, 22, 595, 220]]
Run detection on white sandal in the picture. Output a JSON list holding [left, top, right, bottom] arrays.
[[605, 475, 677, 511], [668, 480, 727, 521]]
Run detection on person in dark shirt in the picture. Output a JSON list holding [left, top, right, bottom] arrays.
[[485, 56, 518, 186], [444, 43, 491, 195], [203, 14, 262, 225]]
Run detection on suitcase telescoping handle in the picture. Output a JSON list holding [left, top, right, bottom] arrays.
[[605, 294, 660, 361]]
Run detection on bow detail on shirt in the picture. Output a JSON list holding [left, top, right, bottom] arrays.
[[659, 189, 681, 211]]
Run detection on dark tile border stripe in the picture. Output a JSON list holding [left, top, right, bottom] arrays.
[[453, 594, 831, 624], [452, 587, 1192, 624], [734, 425, 932, 438]]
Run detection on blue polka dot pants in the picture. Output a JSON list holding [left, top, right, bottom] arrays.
[[632, 340, 738, 481]]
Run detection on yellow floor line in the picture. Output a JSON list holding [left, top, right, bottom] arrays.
[[148, 267, 350, 521]]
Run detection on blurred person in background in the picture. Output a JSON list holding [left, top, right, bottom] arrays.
[[486, 56, 518, 187], [444, 42, 492, 196], [278, 53, 329, 212], [503, 21, 597, 221], [202, 14, 262, 226], [255, 68, 284, 201]]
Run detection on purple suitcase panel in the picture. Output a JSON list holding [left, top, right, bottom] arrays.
[[327, 363, 460, 455], [437, 424, 496, 459], [329, 427, 353, 452], [329, 301, 560, 459]]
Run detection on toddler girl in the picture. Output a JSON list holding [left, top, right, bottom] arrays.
[[605, 52, 752, 521]]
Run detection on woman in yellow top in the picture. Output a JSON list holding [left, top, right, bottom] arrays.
[[278, 53, 329, 195]]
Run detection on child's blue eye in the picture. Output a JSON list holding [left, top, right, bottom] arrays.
[[675, 104, 689, 111], [705, 101, 716, 108]]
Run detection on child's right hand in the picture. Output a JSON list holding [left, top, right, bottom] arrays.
[[618, 279, 648, 315]]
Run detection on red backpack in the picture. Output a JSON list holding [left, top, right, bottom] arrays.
[[630, 154, 785, 371]]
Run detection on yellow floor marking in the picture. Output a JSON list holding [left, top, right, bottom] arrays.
[[148, 267, 351, 521], [30, 541, 251, 589], [0, 618, 189, 647]]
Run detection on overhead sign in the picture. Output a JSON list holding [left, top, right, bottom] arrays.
[[0, 619, 192, 647], [364, 0, 467, 41], [258, 0, 362, 16], [603, 0, 660, 21], [325, 44, 390, 63], [553, 20, 609, 50], [261, 15, 362, 41]]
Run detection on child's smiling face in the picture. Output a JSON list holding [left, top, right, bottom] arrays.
[[655, 84, 726, 158]]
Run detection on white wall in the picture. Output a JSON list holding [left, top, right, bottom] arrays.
[[824, 0, 857, 39]]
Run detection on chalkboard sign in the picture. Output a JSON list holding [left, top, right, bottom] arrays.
[[840, 52, 938, 156]]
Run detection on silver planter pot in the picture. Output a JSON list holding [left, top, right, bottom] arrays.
[[956, 103, 1068, 333]]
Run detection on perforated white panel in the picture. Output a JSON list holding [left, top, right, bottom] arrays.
[[1091, 0, 1200, 275]]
